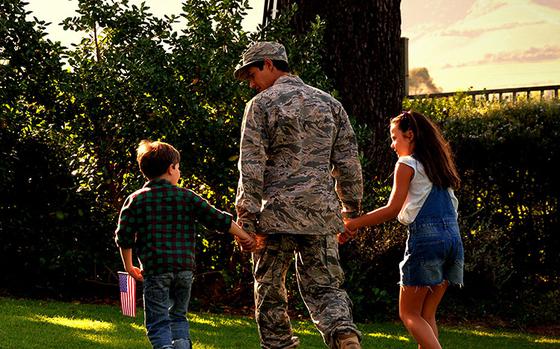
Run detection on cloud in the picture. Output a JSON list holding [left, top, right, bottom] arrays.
[[401, 0, 476, 35], [442, 21, 545, 38], [442, 45, 560, 68], [531, 0, 560, 11], [466, 0, 508, 18]]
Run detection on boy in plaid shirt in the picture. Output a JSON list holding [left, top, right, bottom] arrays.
[[115, 140, 255, 349]]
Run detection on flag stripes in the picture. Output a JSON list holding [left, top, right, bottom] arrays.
[[118, 271, 136, 317]]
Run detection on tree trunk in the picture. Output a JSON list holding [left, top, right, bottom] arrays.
[[275, 0, 403, 180]]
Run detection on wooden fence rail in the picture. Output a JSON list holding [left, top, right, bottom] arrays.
[[407, 84, 560, 103]]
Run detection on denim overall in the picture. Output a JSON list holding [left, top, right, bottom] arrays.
[[399, 186, 464, 287]]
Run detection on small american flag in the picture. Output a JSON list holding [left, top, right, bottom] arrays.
[[118, 271, 136, 317]]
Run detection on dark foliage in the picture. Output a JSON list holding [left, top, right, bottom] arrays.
[[1, 0, 558, 327]]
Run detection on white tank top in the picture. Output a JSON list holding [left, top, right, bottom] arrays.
[[397, 155, 458, 225]]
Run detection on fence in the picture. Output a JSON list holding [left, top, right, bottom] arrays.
[[407, 84, 560, 103]]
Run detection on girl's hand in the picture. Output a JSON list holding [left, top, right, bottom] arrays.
[[338, 218, 358, 244], [338, 227, 357, 244]]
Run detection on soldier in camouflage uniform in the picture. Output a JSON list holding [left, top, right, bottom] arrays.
[[234, 41, 363, 349]]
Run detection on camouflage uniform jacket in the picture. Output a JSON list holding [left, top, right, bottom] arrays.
[[235, 75, 363, 235]]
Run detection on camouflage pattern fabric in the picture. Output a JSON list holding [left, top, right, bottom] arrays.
[[234, 41, 288, 80], [235, 74, 363, 235], [253, 234, 362, 348]]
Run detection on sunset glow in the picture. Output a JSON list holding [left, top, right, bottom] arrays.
[[402, 0, 560, 92], [23, 0, 560, 93]]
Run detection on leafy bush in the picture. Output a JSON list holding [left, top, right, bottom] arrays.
[[0, 0, 330, 304], [341, 97, 560, 326], [405, 97, 559, 325], [1, 0, 558, 327]]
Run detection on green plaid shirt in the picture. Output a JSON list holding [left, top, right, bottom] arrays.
[[115, 179, 232, 276]]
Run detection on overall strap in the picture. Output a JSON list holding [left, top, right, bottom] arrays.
[[414, 186, 456, 224]]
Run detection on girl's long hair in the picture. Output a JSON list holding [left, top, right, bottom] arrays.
[[392, 111, 461, 189]]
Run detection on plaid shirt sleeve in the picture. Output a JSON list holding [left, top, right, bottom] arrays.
[[187, 190, 233, 233], [115, 194, 137, 249]]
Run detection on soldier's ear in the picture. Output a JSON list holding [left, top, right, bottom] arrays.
[[263, 58, 274, 71]]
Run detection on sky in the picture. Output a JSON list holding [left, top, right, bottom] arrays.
[[401, 0, 560, 92], [23, 0, 560, 93]]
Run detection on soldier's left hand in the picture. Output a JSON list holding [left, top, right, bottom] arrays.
[[337, 227, 357, 244]]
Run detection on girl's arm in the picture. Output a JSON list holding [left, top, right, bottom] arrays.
[[346, 162, 414, 231]]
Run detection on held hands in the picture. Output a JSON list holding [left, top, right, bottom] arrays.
[[235, 233, 256, 252], [230, 221, 256, 252], [338, 218, 358, 244], [126, 266, 144, 282], [234, 232, 267, 252]]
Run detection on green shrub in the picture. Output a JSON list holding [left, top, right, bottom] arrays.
[[340, 97, 560, 326], [404, 97, 559, 325], [0, 0, 331, 304], [1, 0, 558, 327]]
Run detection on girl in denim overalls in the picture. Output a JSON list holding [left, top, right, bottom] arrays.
[[343, 111, 464, 349]]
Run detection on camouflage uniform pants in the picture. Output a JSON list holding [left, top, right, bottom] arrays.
[[252, 233, 361, 349]]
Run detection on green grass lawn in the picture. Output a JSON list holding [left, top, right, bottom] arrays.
[[0, 297, 558, 348]]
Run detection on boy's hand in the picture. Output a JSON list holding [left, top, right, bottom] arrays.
[[126, 266, 144, 282]]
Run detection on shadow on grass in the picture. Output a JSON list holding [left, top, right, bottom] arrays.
[[439, 326, 560, 349], [0, 297, 558, 349]]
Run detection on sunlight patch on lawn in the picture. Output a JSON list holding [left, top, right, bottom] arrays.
[[191, 341, 220, 349], [31, 315, 115, 332], [219, 318, 252, 326], [130, 322, 145, 332], [465, 330, 501, 338], [447, 328, 522, 339], [534, 338, 560, 344], [77, 332, 112, 345], [293, 327, 316, 335], [365, 332, 411, 342], [190, 314, 218, 328], [189, 313, 252, 328]]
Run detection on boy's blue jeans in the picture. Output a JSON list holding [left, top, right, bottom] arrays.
[[143, 271, 193, 349]]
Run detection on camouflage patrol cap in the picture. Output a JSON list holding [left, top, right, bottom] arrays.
[[234, 41, 288, 80]]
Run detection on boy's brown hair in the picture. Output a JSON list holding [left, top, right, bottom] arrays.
[[136, 140, 180, 180]]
